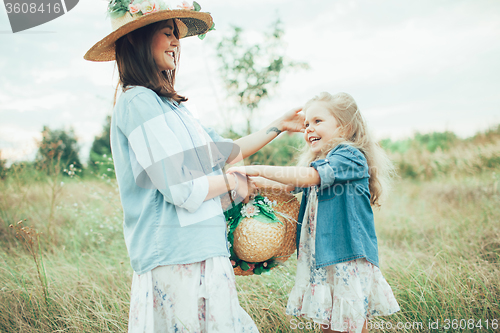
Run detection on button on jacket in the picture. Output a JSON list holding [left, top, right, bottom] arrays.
[[111, 86, 233, 274], [295, 144, 379, 269]]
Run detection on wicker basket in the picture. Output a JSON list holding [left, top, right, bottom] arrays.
[[222, 187, 300, 276]]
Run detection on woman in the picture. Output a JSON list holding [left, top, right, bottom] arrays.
[[84, 1, 305, 331]]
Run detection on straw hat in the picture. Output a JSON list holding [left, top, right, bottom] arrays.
[[84, 0, 213, 62], [222, 187, 301, 276]]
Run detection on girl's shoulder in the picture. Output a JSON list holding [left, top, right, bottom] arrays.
[[327, 144, 367, 166]]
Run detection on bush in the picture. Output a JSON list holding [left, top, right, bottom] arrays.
[[248, 133, 304, 166], [89, 115, 114, 178], [384, 126, 500, 180], [0, 152, 7, 180], [36, 126, 82, 176]]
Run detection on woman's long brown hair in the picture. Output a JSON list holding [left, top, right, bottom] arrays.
[[114, 19, 187, 105]]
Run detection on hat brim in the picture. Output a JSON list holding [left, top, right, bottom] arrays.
[[84, 10, 213, 62]]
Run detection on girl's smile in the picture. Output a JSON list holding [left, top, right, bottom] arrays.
[[151, 19, 179, 72], [304, 102, 341, 153]]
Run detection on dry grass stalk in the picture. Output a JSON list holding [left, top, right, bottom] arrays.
[[9, 220, 49, 304]]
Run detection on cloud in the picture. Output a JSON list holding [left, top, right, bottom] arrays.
[[0, 125, 41, 163], [0, 91, 75, 112]]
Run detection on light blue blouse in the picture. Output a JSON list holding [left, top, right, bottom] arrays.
[[110, 86, 234, 274]]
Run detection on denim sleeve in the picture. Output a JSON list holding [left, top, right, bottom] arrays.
[[310, 146, 369, 190], [118, 92, 208, 213]]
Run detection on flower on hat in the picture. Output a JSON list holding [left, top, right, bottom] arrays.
[[128, 3, 141, 14], [140, 1, 159, 15], [177, 1, 194, 10], [109, 0, 167, 18]]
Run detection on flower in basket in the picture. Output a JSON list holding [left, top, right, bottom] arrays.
[[240, 202, 260, 218]]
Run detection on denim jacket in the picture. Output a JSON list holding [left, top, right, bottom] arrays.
[[295, 144, 379, 268], [111, 86, 234, 274]]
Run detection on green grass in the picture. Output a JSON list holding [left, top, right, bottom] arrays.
[[1, 133, 500, 332]]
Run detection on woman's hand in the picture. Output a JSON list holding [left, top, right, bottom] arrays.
[[232, 172, 257, 204], [279, 107, 305, 133]]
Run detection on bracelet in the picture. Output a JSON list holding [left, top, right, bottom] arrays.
[[231, 173, 238, 200]]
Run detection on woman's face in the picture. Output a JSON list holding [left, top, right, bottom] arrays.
[[151, 19, 179, 72], [303, 102, 342, 153]]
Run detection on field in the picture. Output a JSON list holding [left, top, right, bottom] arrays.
[[1, 127, 499, 332]]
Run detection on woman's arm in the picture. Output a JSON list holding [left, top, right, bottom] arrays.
[[205, 173, 256, 203], [227, 165, 321, 188], [226, 108, 304, 164]]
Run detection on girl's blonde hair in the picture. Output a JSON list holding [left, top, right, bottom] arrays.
[[297, 92, 395, 207]]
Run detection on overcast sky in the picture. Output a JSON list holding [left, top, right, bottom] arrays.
[[1, 0, 499, 165]]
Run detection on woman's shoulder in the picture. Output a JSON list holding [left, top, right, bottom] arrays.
[[119, 86, 160, 104], [113, 86, 167, 125]]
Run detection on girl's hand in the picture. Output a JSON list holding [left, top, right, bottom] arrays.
[[279, 107, 305, 133], [248, 176, 269, 189], [226, 166, 260, 177], [250, 176, 296, 192]]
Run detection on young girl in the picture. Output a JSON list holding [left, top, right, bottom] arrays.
[[228, 92, 400, 333], [84, 2, 305, 331]]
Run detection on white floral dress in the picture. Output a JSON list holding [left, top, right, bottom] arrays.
[[286, 188, 400, 333], [128, 256, 259, 333]]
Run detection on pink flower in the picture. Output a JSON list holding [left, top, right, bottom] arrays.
[[129, 3, 140, 14], [241, 203, 260, 217], [248, 264, 255, 271], [141, 1, 159, 15], [230, 260, 236, 266], [177, 1, 194, 10]]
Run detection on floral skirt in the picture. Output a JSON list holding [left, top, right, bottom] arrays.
[[286, 188, 400, 333], [128, 256, 259, 333]]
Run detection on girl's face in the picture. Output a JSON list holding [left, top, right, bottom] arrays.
[[304, 102, 342, 153], [151, 19, 179, 72]]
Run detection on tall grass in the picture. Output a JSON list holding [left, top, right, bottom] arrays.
[[382, 125, 500, 180], [1, 126, 499, 332]]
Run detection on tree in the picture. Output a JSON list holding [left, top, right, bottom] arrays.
[[36, 126, 82, 175], [216, 19, 309, 135], [89, 115, 115, 178]]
